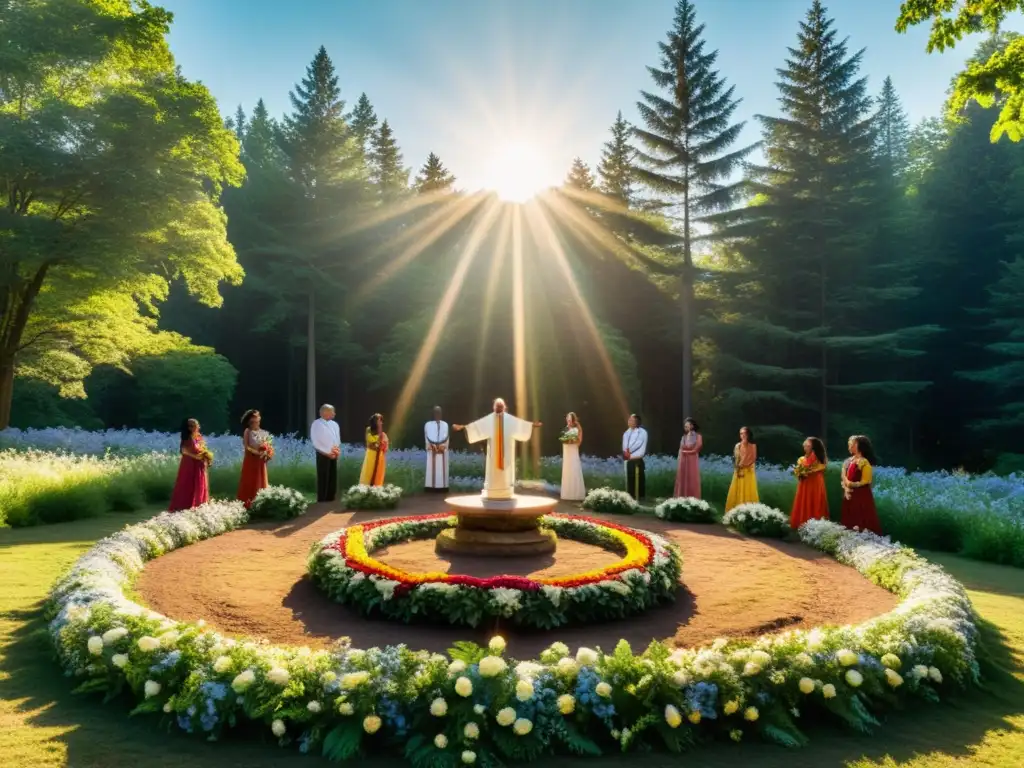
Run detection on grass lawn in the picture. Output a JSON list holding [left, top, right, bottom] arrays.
[[1, 511, 1021, 768]]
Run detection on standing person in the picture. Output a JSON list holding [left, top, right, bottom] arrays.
[[790, 436, 829, 528], [841, 435, 883, 534], [169, 418, 211, 512], [452, 398, 542, 500], [424, 406, 450, 492], [237, 409, 271, 508], [311, 404, 341, 503], [359, 413, 389, 486], [725, 426, 759, 511], [673, 417, 703, 498], [559, 412, 586, 502], [622, 414, 648, 501]]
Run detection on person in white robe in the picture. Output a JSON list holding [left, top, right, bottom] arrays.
[[424, 406, 450, 492], [453, 398, 542, 500], [622, 413, 649, 500]]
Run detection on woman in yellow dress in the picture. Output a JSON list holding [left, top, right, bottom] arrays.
[[725, 426, 759, 511], [358, 413, 389, 486]]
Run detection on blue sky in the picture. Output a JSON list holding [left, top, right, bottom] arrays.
[[160, 0, 1021, 194]]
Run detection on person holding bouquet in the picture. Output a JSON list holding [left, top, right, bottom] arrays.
[[237, 409, 271, 508], [169, 418, 211, 512], [840, 435, 882, 534], [673, 417, 703, 498], [790, 437, 829, 528], [559, 412, 586, 501], [311, 404, 341, 503], [359, 413, 389, 486], [725, 426, 759, 511]]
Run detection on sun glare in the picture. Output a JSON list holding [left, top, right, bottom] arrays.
[[484, 140, 552, 203]]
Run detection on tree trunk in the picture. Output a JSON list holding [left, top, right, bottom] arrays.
[[306, 288, 316, 425], [0, 355, 14, 429], [681, 272, 693, 419]]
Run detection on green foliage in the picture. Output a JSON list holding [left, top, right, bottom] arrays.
[[597, 111, 635, 205], [322, 721, 364, 762], [581, 487, 641, 516], [0, 0, 244, 427], [370, 119, 410, 199], [565, 157, 596, 191], [248, 485, 309, 520], [414, 152, 457, 194]]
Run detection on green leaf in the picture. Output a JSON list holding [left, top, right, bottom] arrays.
[[322, 721, 364, 762]]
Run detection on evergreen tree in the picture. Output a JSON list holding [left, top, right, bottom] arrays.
[[597, 112, 635, 205], [414, 152, 456, 193], [565, 157, 596, 190], [710, 0, 933, 450], [874, 76, 911, 180], [632, 0, 757, 418], [242, 99, 283, 169], [370, 119, 410, 199], [348, 92, 378, 156], [232, 105, 247, 141]]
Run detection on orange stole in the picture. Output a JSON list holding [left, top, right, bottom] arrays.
[[495, 413, 504, 470]]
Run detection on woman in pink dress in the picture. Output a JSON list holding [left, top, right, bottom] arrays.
[[673, 417, 703, 498], [169, 418, 211, 512]]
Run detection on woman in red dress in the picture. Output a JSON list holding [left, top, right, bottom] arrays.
[[790, 436, 828, 528], [169, 418, 211, 512], [840, 435, 882, 535], [673, 417, 703, 498], [236, 409, 270, 508]]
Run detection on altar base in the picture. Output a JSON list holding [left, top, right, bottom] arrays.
[[435, 494, 558, 557]]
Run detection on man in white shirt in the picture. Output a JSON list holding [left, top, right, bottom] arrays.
[[424, 405, 450, 492], [310, 404, 341, 503], [622, 413, 648, 500]]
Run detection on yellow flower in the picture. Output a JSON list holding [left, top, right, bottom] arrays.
[[464, 722, 480, 740], [363, 715, 382, 734], [928, 667, 943, 684], [488, 636, 507, 653], [836, 649, 858, 667], [743, 706, 759, 722], [595, 682, 612, 698], [687, 710, 702, 724], [462, 751, 476, 764], [455, 676, 473, 697], [885, 669, 904, 688], [664, 704, 682, 728], [434, 734, 448, 749], [478, 656, 508, 678], [723, 700, 739, 715], [341, 671, 370, 689], [516, 679, 534, 702], [881, 653, 901, 670], [496, 707, 516, 727], [430, 698, 448, 717], [557, 694, 576, 715], [513, 718, 533, 736], [845, 669, 863, 688], [799, 677, 816, 694], [822, 684, 837, 699]]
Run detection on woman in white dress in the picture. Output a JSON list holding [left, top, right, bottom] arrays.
[[560, 412, 586, 502]]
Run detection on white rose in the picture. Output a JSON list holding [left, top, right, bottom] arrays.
[[473, 704, 486, 715], [885, 669, 904, 688], [271, 719, 286, 737], [112, 653, 129, 669], [836, 649, 858, 667], [144, 680, 161, 698], [162, 701, 172, 713], [87, 636, 104, 656], [448, 660, 467, 676], [338, 701, 354, 716], [798, 677, 815, 694]]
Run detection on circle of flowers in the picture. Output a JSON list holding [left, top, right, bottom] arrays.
[[308, 512, 682, 628]]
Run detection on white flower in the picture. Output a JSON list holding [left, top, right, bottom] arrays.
[[794, 653, 814, 668], [595, 681, 612, 698], [455, 676, 473, 697], [159, 631, 178, 648], [473, 704, 486, 715], [743, 661, 762, 677], [911, 664, 929, 680], [462, 751, 476, 764], [557, 694, 575, 715], [341, 671, 370, 689], [664, 704, 682, 728], [822, 683, 837, 699], [928, 666, 943, 683], [102, 627, 128, 646], [162, 701, 172, 713], [363, 715, 382, 734], [515, 679, 534, 702], [750, 650, 771, 666], [137, 636, 160, 652], [87, 636, 104, 656], [307, 700, 322, 713], [144, 680, 161, 698], [434, 734, 448, 749], [430, 698, 448, 717], [112, 653, 128, 669], [513, 718, 533, 736], [338, 701, 354, 716], [556, 658, 579, 675], [478, 656, 507, 678], [575, 647, 598, 667], [448, 660, 467, 676], [232, 669, 255, 692], [213, 656, 232, 673], [836, 649, 858, 667], [496, 707, 516, 727], [267, 666, 290, 686], [488, 636, 506, 653], [463, 722, 480, 740], [672, 670, 691, 687], [271, 719, 286, 737], [845, 669, 864, 687], [799, 677, 816, 694]]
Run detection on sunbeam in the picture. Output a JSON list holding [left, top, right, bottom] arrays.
[[511, 205, 531, 469], [390, 198, 504, 433], [471, 206, 512, 415]]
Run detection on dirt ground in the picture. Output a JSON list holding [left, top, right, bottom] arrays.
[[137, 497, 898, 657]]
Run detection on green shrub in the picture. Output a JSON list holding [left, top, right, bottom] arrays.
[[248, 486, 309, 520], [343, 484, 402, 511], [654, 496, 718, 523], [28, 483, 107, 525], [721, 503, 790, 538]]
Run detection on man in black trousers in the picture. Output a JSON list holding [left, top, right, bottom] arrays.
[[622, 413, 648, 500], [310, 404, 341, 503]]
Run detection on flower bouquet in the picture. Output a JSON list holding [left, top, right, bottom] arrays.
[[793, 455, 813, 480], [559, 427, 580, 444], [733, 449, 746, 479], [196, 440, 214, 466], [257, 431, 274, 461]]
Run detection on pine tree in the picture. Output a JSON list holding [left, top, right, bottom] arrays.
[[414, 152, 456, 193], [597, 112, 635, 205], [242, 99, 283, 169], [874, 76, 911, 180], [632, 0, 757, 419], [711, 0, 933, 449], [370, 119, 409, 199], [232, 105, 247, 141], [565, 157, 595, 190], [348, 92, 378, 156]]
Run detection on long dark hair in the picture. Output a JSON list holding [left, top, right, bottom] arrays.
[[850, 435, 878, 465], [684, 417, 699, 432], [740, 426, 755, 445], [240, 409, 260, 429], [807, 436, 827, 465], [179, 418, 198, 445], [368, 413, 383, 434]]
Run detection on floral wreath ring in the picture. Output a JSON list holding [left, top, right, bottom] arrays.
[[308, 512, 683, 629]]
